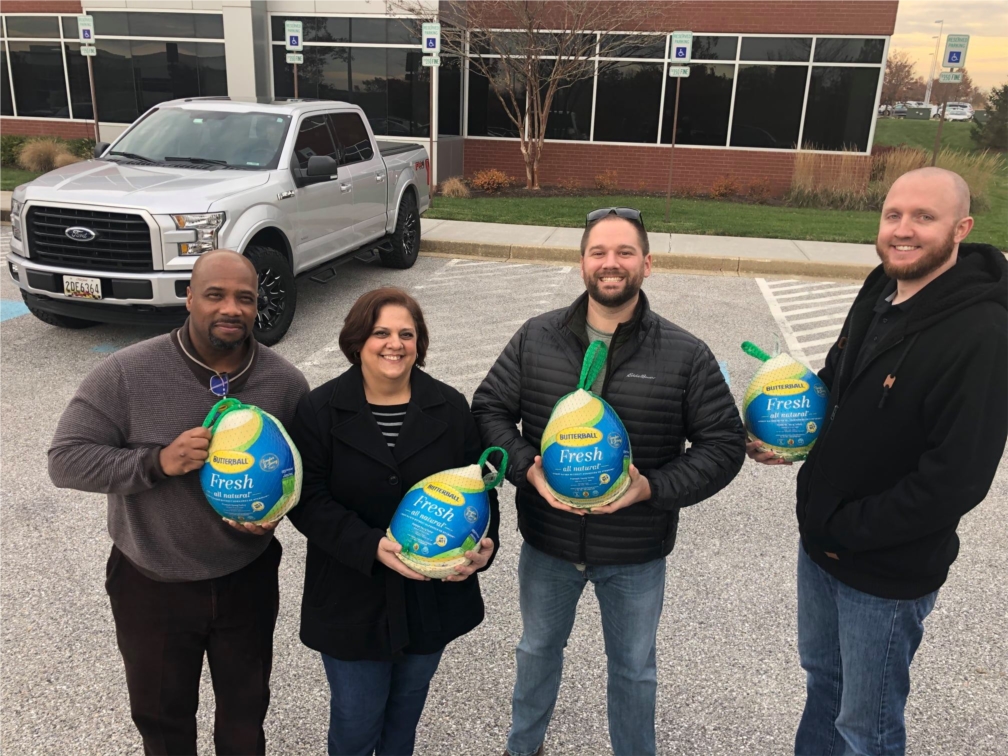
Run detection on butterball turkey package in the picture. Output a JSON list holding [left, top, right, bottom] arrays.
[[741, 341, 829, 462], [541, 341, 632, 509], [199, 397, 303, 524], [387, 447, 507, 579]]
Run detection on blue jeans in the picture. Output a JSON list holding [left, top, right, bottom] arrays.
[[795, 543, 938, 756], [507, 542, 666, 756], [320, 649, 444, 756]]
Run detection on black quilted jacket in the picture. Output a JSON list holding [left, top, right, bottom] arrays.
[[473, 292, 746, 565]]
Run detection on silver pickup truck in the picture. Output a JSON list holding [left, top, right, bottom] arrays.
[[7, 97, 430, 344]]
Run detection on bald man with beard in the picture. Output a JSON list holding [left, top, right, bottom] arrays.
[[49, 249, 309, 755], [750, 168, 1007, 755]]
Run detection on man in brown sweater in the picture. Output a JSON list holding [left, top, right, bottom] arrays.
[[49, 250, 309, 755]]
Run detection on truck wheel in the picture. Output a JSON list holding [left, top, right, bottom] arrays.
[[21, 292, 97, 329], [246, 244, 296, 346], [380, 193, 420, 269]]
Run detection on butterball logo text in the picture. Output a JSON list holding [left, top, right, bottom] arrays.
[[422, 482, 465, 506], [209, 450, 255, 473], [65, 226, 97, 242], [764, 379, 809, 397], [557, 427, 604, 447]]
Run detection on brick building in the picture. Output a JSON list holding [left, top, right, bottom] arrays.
[[1, 1, 898, 194]]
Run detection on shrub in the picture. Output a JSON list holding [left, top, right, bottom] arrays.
[[65, 138, 97, 160], [935, 148, 1001, 211], [17, 139, 69, 173], [556, 176, 581, 192], [1, 135, 28, 167], [746, 178, 772, 202], [439, 176, 470, 198], [594, 169, 618, 191], [971, 83, 1007, 153], [709, 176, 740, 199], [53, 152, 83, 169], [793, 148, 870, 194], [470, 168, 511, 193]]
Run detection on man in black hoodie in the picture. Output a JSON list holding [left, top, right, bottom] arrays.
[[750, 167, 1007, 755]]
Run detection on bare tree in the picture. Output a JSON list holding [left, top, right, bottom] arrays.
[[930, 67, 976, 106], [390, 1, 647, 189], [881, 50, 917, 106]]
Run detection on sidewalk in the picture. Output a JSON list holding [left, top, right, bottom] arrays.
[[420, 218, 881, 280]]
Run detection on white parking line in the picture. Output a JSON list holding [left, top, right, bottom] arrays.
[[756, 277, 854, 371]]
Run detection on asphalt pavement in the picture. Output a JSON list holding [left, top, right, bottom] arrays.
[[1, 249, 1006, 755]]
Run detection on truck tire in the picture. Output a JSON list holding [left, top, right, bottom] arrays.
[[246, 244, 296, 346], [21, 292, 98, 329], [380, 192, 420, 269]]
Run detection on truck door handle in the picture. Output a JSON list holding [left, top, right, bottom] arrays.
[[375, 173, 385, 183], [340, 182, 352, 193]]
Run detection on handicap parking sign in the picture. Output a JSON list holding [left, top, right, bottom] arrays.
[[426, 37, 436, 49], [675, 46, 687, 58], [289, 35, 299, 47], [82, 29, 91, 40], [948, 51, 961, 63]]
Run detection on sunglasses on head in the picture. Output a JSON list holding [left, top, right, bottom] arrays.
[[585, 207, 645, 230]]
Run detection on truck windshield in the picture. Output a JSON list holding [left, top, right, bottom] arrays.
[[109, 108, 291, 170]]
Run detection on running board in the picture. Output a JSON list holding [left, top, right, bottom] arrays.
[[308, 238, 394, 284]]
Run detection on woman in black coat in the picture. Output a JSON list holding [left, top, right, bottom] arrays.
[[287, 287, 500, 756]]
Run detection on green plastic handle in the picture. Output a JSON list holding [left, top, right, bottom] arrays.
[[579, 341, 608, 390], [201, 397, 244, 433], [478, 446, 509, 490], [741, 341, 772, 362]]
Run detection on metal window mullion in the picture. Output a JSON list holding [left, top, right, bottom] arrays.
[[588, 33, 598, 141], [655, 33, 669, 144], [796, 38, 815, 150], [724, 36, 741, 148], [4, 31, 17, 117], [865, 36, 890, 155], [462, 31, 469, 137], [60, 38, 74, 120], [96, 36, 225, 43]]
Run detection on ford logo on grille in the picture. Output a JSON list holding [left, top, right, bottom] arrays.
[[65, 226, 97, 242]]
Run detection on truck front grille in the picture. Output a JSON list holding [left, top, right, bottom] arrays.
[[26, 206, 154, 272]]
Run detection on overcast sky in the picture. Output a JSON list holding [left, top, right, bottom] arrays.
[[890, 0, 1007, 90]]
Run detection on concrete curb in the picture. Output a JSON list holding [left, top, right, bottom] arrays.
[[420, 238, 876, 280]]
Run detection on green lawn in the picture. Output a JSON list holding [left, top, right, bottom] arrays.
[[873, 118, 975, 152], [1, 168, 40, 192]]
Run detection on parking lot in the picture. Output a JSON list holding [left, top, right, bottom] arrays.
[[2, 251, 1006, 755]]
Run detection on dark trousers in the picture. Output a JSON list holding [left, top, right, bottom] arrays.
[[105, 539, 282, 756]]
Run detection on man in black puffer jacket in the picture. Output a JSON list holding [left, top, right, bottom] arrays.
[[750, 167, 1007, 756], [473, 208, 746, 756]]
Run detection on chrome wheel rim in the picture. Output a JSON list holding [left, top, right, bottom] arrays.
[[256, 268, 285, 332], [402, 212, 419, 256]]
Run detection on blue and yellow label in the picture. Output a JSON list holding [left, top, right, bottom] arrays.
[[743, 354, 829, 462]]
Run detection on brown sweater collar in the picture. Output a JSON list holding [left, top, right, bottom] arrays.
[[171, 318, 258, 397]]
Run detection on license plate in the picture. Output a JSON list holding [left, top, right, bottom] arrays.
[[63, 275, 102, 300]]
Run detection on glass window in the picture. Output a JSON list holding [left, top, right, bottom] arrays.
[[730, 64, 807, 148], [194, 15, 225, 40], [661, 63, 734, 146], [65, 43, 94, 119], [466, 60, 525, 137], [93, 39, 137, 122], [270, 16, 349, 43], [328, 112, 375, 165], [385, 50, 429, 137], [1, 42, 12, 116], [600, 34, 665, 59], [6, 41, 69, 117], [813, 38, 885, 64], [292, 114, 338, 170], [352, 18, 416, 45], [740, 37, 811, 62], [543, 73, 592, 141], [61, 17, 77, 40], [5, 16, 60, 38], [132, 40, 199, 113], [692, 36, 737, 61], [593, 62, 663, 143], [90, 13, 130, 37], [802, 67, 880, 151], [196, 43, 227, 96], [129, 13, 196, 38], [437, 56, 461, 136], [471, 32, 525, 57]]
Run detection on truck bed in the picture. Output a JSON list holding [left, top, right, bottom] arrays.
[[376, 141, 424, 157]]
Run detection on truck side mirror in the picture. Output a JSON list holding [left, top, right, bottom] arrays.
[[306, 155, 338, 177], [94, 142, 110, 159]]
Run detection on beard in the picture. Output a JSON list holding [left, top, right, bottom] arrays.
[[584, 267, 646, 307], [876, 228, 956, 281], [208, 320, 247, 350]]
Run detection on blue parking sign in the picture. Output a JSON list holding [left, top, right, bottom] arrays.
[[82, 29, 91, 40], [948, 51, 961, 63], [675, 46, 687, 58], [290, 35, 299, 47]]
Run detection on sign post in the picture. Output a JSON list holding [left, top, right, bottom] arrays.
[[932, 34, 968, 166], [285, 20, 303, 98], [77, 15, 100, 142], [664, 31, 692, 222], [422, 22, 440, 205]]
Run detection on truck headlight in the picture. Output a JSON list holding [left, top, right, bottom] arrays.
[[172, 212, 225, 256], [10, 198, 23, 241]]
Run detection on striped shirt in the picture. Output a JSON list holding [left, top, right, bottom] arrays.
[[370, 403, 409, 448]]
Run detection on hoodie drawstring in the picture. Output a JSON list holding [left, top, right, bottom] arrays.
[[878, 332, 922, 409]]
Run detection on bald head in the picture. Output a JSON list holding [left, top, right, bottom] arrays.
[[190, 249, 257, 290], [888, 167, 971, 219]]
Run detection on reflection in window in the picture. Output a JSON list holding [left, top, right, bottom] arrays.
[[802, 67, 880, 151], [65, 43, 95, 119], [292, 114, 337, 169], [466, 60, 526, 137], [730, 65, 807, 148], [593, 62, 663, 143], [5, 16, 60, 38], [661, 64, 734, 146], [740, 37, 812, 62], [813, 38, 885, 64], [328, 112, 376, 165], [6, 41, 69, 117], [691, 36, 738, 61], [1, 43, 12, 116], [438, 56, 462, 136], [269, 17, 415, 44], [543, 74, 592, 141], [600, 34, 665, 59], [271, 47, 429, 137]]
